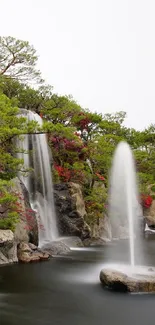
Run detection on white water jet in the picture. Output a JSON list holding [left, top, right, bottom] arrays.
[[17, 110, 58, 248], [108, 141, 142, 268]]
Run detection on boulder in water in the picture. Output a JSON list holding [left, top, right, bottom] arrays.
[[58, 236, 84, 247], [17, 242, 50, 263], [100, 268, 155, 293], [41, 240, 71, 256], [83, 237, 109, 247]]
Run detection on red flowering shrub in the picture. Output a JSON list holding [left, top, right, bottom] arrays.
[[49, 135, 86, 156], [75, 112, 91, 131], [95, 173, 105, 181], [141, 194, 153, 209], [54, 165, 71, 182], [54, 164, 85, 184]]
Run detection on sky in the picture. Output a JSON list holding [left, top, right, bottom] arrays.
[[0, 0, 155, 130]]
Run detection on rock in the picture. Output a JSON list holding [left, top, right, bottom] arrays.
[[0, 229, 14, 243], [59, 236, 84, 247], [18, 242, 32, 252], [14, 220, 29, 243], [145, 206, 155, 227], [54, 183, 91, 240], [92, 215, 112, 241], [100, 268, 155, 293], [0, 230, 18, 265], [29, 243, 37, 250], [41, 240, 71, 256], [17, 242, 50, 263], [83, 237, 108, 247], [12, 178, 38, 245], [68, 182, 87, 218], [12, 178, 29, 243], [18, 180, 38, 245]]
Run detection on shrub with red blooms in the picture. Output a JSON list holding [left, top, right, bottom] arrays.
[[75, 112, 91, 131], [141, 194, 153, 208], [49, 136, 86, 154], [54, 164, 85, 184], [95, 173, 105, 181], [54, 165, 71, 182]]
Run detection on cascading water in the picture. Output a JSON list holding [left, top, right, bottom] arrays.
[[100, 141, 155, 292], [17, 109, 58, 248], [108, 141, 143, 268]]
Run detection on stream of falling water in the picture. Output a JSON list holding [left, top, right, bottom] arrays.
[[17, 109, 58, 248]]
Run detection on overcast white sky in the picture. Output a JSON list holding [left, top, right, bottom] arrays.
[[0, 0, 155, 130]]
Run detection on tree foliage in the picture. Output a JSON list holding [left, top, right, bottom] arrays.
[[0, 36, 43, 83], [1, 35, 155, 230]]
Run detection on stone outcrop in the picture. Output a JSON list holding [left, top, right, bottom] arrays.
[[58, 236, 83, 247], [0, 230, 18, 265], [100, 268, 155, 293], [92, 215, 112, 241], [54, 183, 91, 240], [41, 240, 71, 256], [83, 237, 109, 246], [15, 178, 38, 245], [17, 242, 50, 263]]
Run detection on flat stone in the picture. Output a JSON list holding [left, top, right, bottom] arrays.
[[100, 268, 155, 293]]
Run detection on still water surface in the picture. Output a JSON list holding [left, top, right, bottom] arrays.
[[0, 239, 155, 325]]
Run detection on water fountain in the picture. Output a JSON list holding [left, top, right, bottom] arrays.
[[100, 141, 155, 293], [17, 109, 58, 248]]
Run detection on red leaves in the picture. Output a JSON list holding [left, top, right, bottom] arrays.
[[54, 164, 85, 184], [75, 112, 91, 131], [54, 165, 71, 182], [141, 194, 153, 208], [49, 135, 85, 153], [95, 173, 105, 181]]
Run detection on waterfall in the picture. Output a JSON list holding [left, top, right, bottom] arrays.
[[17, 109, 58, 248]]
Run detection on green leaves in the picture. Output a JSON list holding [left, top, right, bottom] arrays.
[[0, 36, 43, 83]]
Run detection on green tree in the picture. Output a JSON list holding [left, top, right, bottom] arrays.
[[0, 93, 40, 179], [0, 36, 43, 83]]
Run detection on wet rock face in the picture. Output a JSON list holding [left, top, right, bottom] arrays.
[[0, 230, 18, 265], [100, 268, 155, 293], [54, 183, 91, 240], [91, 215, 112, 241], [41, 240, 71, 256]]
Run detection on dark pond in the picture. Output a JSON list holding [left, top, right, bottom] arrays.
[[0, 238, 155, 325]]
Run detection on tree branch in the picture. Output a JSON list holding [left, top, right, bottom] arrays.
[[0, 54, 16, 75]]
